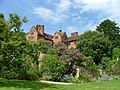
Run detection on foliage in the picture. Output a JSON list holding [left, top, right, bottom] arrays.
[[40, 55, 67, 81], [0, 15, 9, 42], [109, 48, 120, 75], [96, 19, 120, 48], [36, 39, 54, 55], [77, 30, 112, 65], [53, 41, 67, 56], [0, 13, 39, 80], [99, 57, 112, 70], [60, 49, 98, 80], [8, 13, 28, 31], [99, 48, 120, 76], [112, 48, 120, 59], [110, 59, 120, 75], [60, 49, 84, 76]]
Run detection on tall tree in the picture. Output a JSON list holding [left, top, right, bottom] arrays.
[[96, 19, 120, 48], [77, 31, 112, 65], [6, 13, 28, 32], [0, 13, 36, 79]]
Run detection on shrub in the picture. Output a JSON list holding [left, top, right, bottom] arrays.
[[40, 55, 67, 81], [99, 57, 112, 70], [60, 49, 99, 82], [110, 59, 120, 75]]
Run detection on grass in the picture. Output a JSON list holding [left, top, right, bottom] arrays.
[[0, 78, 120, 90]]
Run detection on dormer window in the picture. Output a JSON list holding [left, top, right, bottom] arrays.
[[55, 36, 58, 39]]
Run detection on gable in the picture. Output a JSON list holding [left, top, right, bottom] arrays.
[[29, 26, 37, 33]]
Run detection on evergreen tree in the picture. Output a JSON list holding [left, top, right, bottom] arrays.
[[96, 19, 120, 48]]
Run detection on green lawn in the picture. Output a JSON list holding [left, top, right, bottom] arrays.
[[0, 78, 120, 90]]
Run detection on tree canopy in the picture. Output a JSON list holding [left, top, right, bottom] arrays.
[[0, 13, 39, 80], [77, 31, 112, 64], [96, 19, 120, 48]]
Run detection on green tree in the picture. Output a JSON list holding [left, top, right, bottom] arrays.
[[96, 19, 120, 48], [77, 31, 112, 65], [0, 13, 39, 80], [0, 13, 9, 42], [8, 13, 28, 31]]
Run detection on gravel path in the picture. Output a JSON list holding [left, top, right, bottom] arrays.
[[40, 80, 73, 85]]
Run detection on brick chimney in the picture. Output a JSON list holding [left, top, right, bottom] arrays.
[[38, 25, 44, 35], [71, 32, 78, 37]]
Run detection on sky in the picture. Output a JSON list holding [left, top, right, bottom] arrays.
[[0, 0, 120, 36]]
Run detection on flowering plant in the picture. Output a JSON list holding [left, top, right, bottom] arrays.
[[60, 49, 91, 77]]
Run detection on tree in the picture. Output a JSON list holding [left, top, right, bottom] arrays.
[[0, 13, 9, 42], [8, 13, 28, 32], [96, 19, 120, 48], [0, 13, 39, 80], [77, 31, 112, 65]]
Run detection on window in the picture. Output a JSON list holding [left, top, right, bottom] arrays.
[[31, 32, 34, 38], [55, 36, 58, 39], [74, 42, 76, 44], [31, 32, 34, 35]]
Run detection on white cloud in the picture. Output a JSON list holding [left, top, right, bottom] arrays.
[[65, 26, 79, 36], [56, 0, 72, 13], [32, 7, 68, 24], [84, 23, 96, 31], [73, 0, 120, 20], [32, 0, 73, 24], [32, 0, 120, 29]]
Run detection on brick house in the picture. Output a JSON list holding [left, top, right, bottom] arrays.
[[27, 25, 79, 49]]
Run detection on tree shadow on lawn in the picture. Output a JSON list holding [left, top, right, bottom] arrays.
[[0, 78, 57, 90]]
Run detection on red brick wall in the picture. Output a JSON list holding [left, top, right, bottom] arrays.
[[52, 32, 62, 44]]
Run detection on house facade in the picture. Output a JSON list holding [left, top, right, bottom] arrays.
[[27, 25, 79, 49]]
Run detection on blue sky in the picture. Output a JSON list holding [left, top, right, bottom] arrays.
[[0, 0, 120, 36]]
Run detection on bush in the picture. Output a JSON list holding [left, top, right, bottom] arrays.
[[99, 57, 112, 70], [110, 59, 120, 75], [109, 48, 120, 75], [40, 55, 67, 81]]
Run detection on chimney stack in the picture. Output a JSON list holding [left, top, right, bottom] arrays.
[[71, 32, 78, 37], [38, 25, 44, 35]]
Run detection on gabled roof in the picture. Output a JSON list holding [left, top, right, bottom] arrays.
[[54, 32, 68, 42], [44, 33, 53, 40], [37, 32, 53, 40], [29, 26, 37, 33]]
